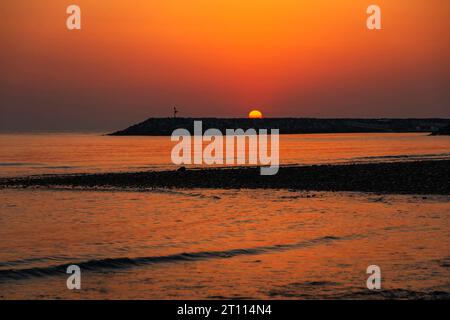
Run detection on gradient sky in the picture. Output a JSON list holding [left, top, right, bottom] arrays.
[[1, 0, 449, 131]]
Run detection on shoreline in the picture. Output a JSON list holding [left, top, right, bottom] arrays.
[[1, 160, 449, 195]]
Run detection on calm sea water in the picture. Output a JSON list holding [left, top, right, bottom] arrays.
[[0, 189, 449, 299], [0, 133, 449, 299], [0, 132, 449, 177]]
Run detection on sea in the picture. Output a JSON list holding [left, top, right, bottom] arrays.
[[0, 132, 449, 299]]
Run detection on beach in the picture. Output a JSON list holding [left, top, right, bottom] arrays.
[[0, 133, 449, 300], [2, 160, 449, 195], [2, 0, 450, 305]]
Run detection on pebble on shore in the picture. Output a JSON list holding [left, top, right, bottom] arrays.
[[1, 160, 449, 195]]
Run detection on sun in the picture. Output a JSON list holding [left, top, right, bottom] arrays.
[[248, 109, 263, 119]]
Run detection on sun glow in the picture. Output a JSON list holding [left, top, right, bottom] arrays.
[[248, 110, 263, 119]]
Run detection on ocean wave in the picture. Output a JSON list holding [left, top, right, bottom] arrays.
[[0, 235, 348, 281], [0, 256, 74, 268], [0, 162, 43, 167]]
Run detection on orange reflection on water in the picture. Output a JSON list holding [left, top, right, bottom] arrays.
[[0, 133, 449, 177], [0, 189, 448, 299]]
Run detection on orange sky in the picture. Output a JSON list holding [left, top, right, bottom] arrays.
[[1, 0, 449, 130]]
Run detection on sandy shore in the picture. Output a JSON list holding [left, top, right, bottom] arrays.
[[1, 160, 449, 195]]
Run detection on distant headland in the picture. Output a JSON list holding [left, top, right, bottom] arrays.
[[109, 118, 450, 136]]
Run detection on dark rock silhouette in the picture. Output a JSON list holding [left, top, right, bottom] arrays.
[[109, 118, 450, 136], [2, 160, 449, 195], [431, 124, 450, 136]]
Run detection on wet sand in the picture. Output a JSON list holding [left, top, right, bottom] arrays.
[[1, 160, 449, 195]]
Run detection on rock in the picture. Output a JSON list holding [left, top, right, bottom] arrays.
[[431, 124, 450, 136], [108, 118, 450, 136]]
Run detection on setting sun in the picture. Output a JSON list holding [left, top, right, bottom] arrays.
[[1, 0, 449, 303], [248, 110, 263, 119]]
